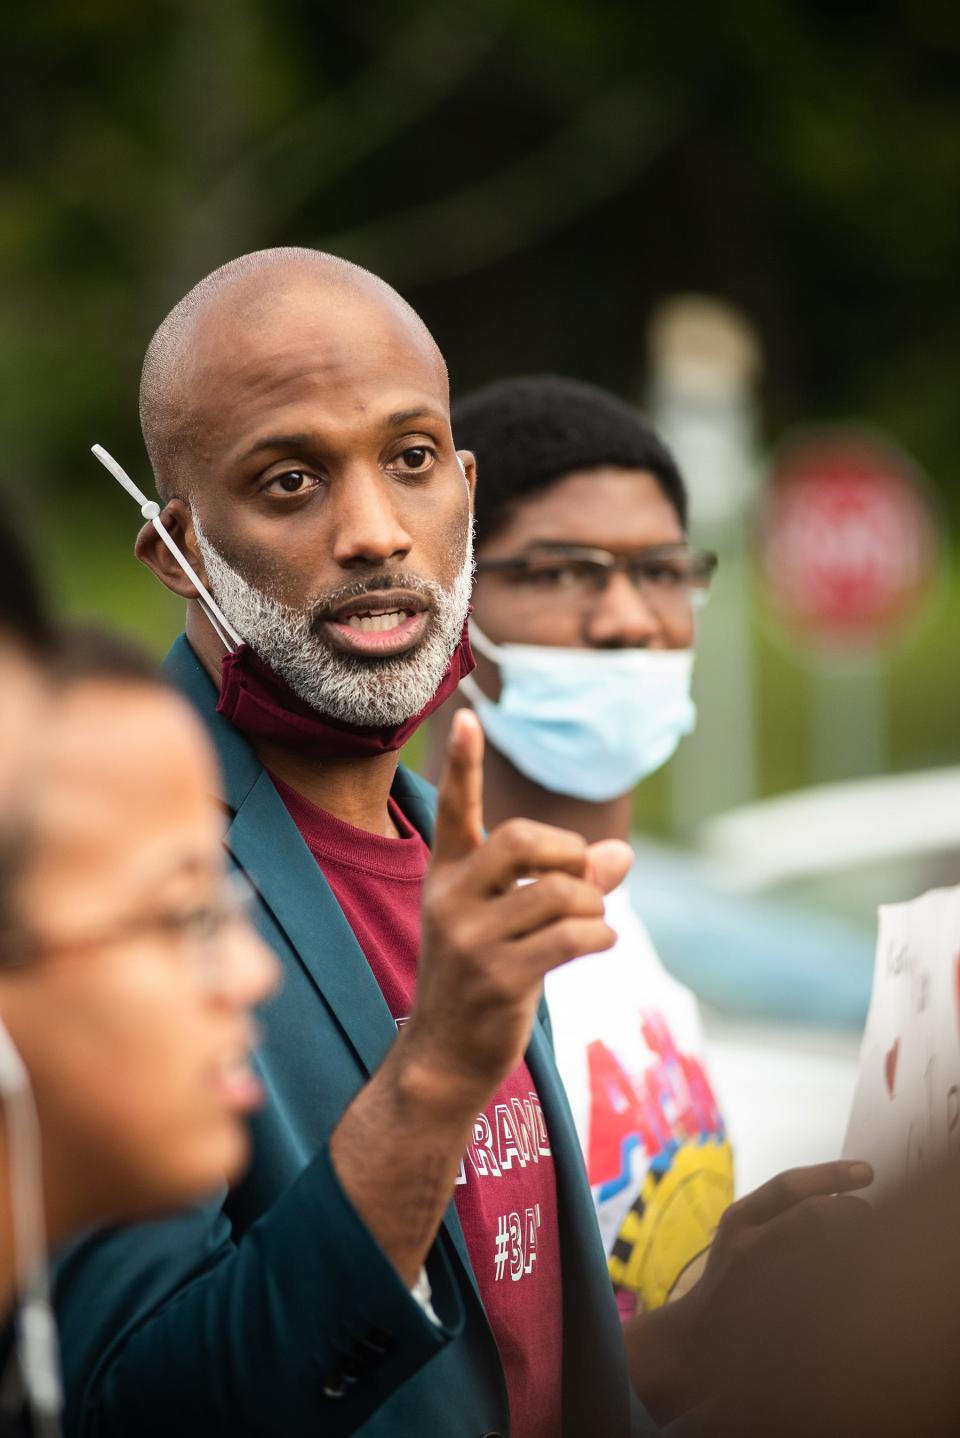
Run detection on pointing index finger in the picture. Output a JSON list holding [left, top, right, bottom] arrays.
[[432, 708, 485, 864]]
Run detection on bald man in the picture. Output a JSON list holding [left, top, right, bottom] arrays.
[[57, 251, 867, 1438], [55, 249, 647, 1438]]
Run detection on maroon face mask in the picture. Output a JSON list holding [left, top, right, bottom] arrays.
[[216, 620, 475, 758]]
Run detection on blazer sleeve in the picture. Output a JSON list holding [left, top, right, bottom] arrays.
[[56, 1142, 463, 1438]]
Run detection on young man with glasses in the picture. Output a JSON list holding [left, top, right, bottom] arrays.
[[0, 618, 278, 1435], [428, 375, 731, 1323]]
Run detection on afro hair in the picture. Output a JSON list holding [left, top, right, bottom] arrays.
[[453, 374, 687, 547]]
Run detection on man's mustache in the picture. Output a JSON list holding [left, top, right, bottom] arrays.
[[308, 573, 440, 628]]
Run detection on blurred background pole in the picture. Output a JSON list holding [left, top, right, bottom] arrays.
[[810, 655, 886, 784], [647, 296, 762, 838], [757, 429, 940, 790]]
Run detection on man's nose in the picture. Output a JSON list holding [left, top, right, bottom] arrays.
[[584, 570, 666, 648], [329, 467, 413, 569], [218, 925, 281, 1009]]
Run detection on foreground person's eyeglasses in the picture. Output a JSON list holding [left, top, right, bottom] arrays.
[[0, 872, 256, 994]]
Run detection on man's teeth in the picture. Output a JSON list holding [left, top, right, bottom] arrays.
[[343, 611, 408, 633]]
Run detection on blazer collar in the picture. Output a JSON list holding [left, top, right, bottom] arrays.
[[163, 637, 482, 1296]]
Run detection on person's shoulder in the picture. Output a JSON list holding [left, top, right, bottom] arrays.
[[160, 636, 262, 807], [161, 634, 216, 699]]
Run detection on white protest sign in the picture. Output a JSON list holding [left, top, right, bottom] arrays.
[[843, 886, 960, 1203]]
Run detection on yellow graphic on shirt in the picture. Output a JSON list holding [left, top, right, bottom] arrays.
[[586, 1011, 734, 1312], [607, 1135, 734, 1310]]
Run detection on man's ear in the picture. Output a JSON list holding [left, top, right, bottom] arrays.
[[457, 450, 477, 510], [134, 499, 205, 600]]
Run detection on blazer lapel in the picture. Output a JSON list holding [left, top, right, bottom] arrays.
[[163, 637, 485, 1308], [164, 637, 399, 1077], [227, 773, 402, 1078]]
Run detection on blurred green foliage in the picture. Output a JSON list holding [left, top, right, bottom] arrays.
[[3, 0, 959, 828]]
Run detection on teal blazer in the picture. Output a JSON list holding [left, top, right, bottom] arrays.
[[55, 637, 654, 1438]]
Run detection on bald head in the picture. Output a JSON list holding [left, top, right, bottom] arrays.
[[139, 248, 446, 501]]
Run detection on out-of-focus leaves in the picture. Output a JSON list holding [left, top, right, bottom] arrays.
[[1, 0, 959, 794]]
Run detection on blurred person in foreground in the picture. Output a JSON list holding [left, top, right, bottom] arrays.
[[428, 376, 732, 1323], [0, 513, 54, 1436], [0, 514, 50, 815], [0, 621, 279, 1433], [0, 515, 276, 1428], [59, 248, 870, 1438]]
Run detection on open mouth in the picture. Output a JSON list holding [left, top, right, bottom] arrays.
[[212, 1044, 263, 1113], [319, 591, 431, 657]]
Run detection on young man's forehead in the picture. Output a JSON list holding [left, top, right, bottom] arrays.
[[482, 467, 685, 555]]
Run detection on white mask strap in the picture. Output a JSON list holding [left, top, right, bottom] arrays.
[[466, 619, 503, 664], [0, 1017, 62, 1435], [91, 445, 243, 652]]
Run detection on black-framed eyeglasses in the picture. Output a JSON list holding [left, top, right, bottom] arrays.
[[474, 543, 718, 613], [0, 871, 255, 992]]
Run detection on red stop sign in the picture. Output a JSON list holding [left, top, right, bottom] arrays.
[[758, 430, 938, 647]]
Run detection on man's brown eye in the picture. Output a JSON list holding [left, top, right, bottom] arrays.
[[272, 472, 310, 493], [399, 448, 429, 469]]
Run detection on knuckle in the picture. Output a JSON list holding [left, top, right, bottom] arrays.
[[552, 918, 590, 961], [449, 918, 484, 965], [771, 1170, 802, 1205], [423, 881, 453, 927], [717, 1198, 746, 1234], [536, 872, 577, 909], [497, 817, 538, 859]]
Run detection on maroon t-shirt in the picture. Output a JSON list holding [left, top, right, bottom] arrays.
[[273, 776, 563, 1438]]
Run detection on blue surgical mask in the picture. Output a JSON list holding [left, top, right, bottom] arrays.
[[460, 623, 697, 802]]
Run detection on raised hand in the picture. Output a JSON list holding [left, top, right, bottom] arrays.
[[331, 708, 632, 1286], [405, 708, 632, 1112]]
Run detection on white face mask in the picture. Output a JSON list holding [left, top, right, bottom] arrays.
[[0, 1015, 62, 1435], [460, 623, 697, 802]]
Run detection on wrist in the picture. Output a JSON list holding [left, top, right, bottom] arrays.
[[390, 1024, 490, 1129]]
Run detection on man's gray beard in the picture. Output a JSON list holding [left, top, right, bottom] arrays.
[[191, 512, 474, 727]]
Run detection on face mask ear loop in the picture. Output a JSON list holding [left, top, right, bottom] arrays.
[[0, 1018, 63, 1437], [465, 619, 502, 664], [90, 445, 243, 653], [459, 621, 502, 711]]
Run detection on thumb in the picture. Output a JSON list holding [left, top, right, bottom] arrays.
[[585, 839, 633, 896], [432, 708, 485, 864]]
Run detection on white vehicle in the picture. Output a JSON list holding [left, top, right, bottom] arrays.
[[627, 769, 960, 1192]]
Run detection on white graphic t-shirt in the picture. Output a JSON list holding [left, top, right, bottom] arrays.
[[545, 881, 733, 1315]]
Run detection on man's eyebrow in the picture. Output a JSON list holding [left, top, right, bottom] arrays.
[[242, 434, 313, 460], [386, 407, 443, 428], [241, 411, 443, 462]]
